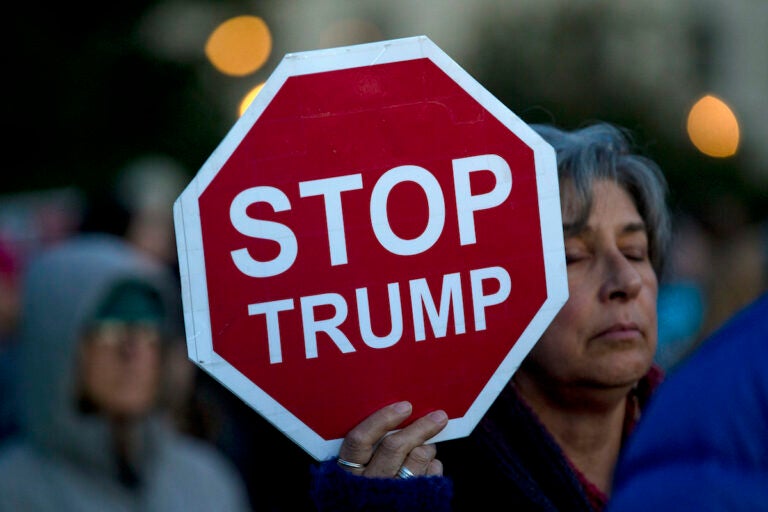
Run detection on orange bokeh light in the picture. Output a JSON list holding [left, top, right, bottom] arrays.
[[686, 94, 740, 158], [205, 15, 272, 77]]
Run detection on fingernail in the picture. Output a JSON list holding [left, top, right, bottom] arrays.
[[428, 410, 448, 424], [393, 401, 412, 414]]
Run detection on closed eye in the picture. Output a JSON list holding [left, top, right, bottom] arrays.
[[622, 248, 648, 262], [565, 252, 588, 265]]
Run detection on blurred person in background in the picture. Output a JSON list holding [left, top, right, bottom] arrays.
[[0, 233, 251, 511], [0, 237, 21, 443], [78, 154, 318, 510], [78, 154, 202, 449], [654, 212, 710, 372], [310, 122, 671, 511], [79, 153, 189, 270], [607, 290, 768, 511], [702, 211, 768, 339]]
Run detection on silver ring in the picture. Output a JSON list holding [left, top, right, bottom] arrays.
[[396, 465, 415, 479], [337, 457, 366, 469]]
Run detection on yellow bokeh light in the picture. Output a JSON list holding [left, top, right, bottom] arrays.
[[686, 94, 740, 158], [239, 83, 265, 116], [206, 15, 272, 77]]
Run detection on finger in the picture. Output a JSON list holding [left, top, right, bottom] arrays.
[[365, 410, 448, 477], [337, 401, 413, 473], [400, 443, 437, 475], [425, 458, 443, 477]]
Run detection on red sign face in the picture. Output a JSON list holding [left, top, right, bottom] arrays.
[[175, 36, 567, 461]]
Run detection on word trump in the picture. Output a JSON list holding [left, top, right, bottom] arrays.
[[249, 266, 510, 363], [229, 153, 515, 363], [229, 154, 512, 277]]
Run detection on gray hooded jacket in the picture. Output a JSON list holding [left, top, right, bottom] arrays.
[[0, 234, 251, 512]]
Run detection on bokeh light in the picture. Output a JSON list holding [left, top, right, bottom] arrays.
[[239, 83, 265, 117], [205, 15, 272, 76], [686, 94, 740, 158]]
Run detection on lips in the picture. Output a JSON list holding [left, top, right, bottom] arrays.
[[593, 322, 642, 342]]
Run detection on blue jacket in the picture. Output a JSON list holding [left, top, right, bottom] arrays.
[[608, 291, 768, 511]]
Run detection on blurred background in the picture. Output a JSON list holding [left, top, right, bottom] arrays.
[[2, 0, 766, 369], [1, 2, 766, 508]]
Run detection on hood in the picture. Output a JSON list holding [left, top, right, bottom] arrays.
[[17, 233, 178, 469]]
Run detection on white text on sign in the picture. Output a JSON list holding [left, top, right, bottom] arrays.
[[248, 266, 510, 363], [229, 154, 512, 276], [230, 153, 514, 363]]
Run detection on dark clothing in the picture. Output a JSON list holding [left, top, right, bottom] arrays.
[[608, 291, 768, 511], [440, 368, 660, 512], [0, 340, 20, 443], [310, 367, 662, 511], [310, 462, 453, 512]]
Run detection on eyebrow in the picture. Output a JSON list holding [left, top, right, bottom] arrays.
[[563, 220, 648, 238], [620, 221, 648, 236]]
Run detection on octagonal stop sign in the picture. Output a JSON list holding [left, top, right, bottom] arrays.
[[174, 35, 567, 461]]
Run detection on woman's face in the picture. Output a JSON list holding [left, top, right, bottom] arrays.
[[520, 179, 658, 396], [79, 321, 162, 420]]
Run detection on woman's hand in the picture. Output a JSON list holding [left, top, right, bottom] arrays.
[[336, 401, 448, 479]]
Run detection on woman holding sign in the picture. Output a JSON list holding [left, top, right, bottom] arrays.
[[309, 121, 671, 512]]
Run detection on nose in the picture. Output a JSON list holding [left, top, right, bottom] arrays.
[[599, 250, 643, 301], [116, 325, 161, 360], [117, 336, 144, 360]]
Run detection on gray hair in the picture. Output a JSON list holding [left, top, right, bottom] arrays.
[[531, 122, 671, 276]]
